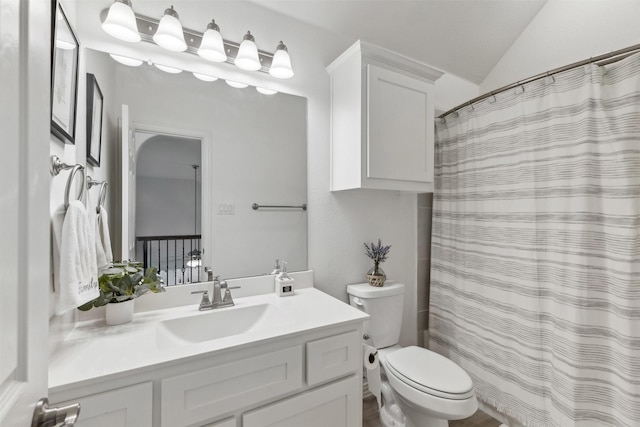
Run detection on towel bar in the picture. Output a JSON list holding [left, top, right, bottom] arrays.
[[88, 176, 109, 213]]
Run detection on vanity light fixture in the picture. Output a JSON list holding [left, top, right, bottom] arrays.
[[153, 5, 187, 52], [269, 41, 294, 79], [256, 87, 278, 95], [100, 7, 295, 78], [109, 53, 143, 66], [101, 0, 141, 43], [154, 63, 183, 74], [192, 72, 218, 82], [234, 31, 261, 71], [197, 20, 227, 63], [225, 80, 248, 89]]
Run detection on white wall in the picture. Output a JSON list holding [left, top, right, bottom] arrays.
[[71, 1, 479, 347], [49, 5, 120, 351], [481, 0, 640, 93]]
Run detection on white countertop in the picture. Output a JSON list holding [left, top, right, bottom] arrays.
[[49, 287, 368, 392]]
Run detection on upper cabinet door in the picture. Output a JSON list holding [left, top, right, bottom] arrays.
[[327, 40, 442, 192], [367, 64, 434, 183]]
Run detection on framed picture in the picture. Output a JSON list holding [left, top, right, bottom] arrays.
[[50, 1, 79, 144], [86, 74, 104, 167]]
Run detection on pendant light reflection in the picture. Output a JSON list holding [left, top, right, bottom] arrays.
[[256, 87, 278, 95], [234, 31, 261, 71], [154, 63, 183, 74], [269, 41, 294, 79], [109, 53, 143, 67], [193, 72, 218, 82], [197, 20, 227, 63], [225, 80, 248, 89], [153, 5, 187, 52], [187, 164, 201, 269], [101, 0, 141, 43]]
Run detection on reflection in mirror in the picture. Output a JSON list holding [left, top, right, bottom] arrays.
[[135, 133, 202, 286], [84, 48, 307, 283]]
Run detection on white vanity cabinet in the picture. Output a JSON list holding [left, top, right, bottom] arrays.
[[328, 40, 443, 192], [49, 326, 363, 427]]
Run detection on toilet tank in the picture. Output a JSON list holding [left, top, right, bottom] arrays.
[[347, 282, 405, 349]]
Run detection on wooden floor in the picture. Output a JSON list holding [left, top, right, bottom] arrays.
[[363, 395, 501, 427]]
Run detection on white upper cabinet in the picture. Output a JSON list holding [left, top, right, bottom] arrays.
[[327, 40, 443, 192]]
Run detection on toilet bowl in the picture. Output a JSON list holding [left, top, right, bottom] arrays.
[[381, 346, 477, 427], [347, 282, 477, 427]]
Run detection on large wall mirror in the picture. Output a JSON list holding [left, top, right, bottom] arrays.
[[84, 48, 307, 282]]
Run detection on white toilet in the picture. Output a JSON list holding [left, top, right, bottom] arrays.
[[347, 282, 478, 427]]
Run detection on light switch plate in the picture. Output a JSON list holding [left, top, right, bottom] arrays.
[[217, 202, 235, 215]]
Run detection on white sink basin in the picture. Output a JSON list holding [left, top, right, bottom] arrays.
[[156, 303, 292, 348]]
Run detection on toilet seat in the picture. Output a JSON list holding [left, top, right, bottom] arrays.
[[384, 346, 474, 400]]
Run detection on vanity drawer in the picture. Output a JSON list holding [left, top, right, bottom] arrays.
[[306, 330, 360, 386], [51, 382, 152, 427], [161, 345, 303, 427]]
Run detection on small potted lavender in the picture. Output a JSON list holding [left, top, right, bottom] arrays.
[[364, 239, 391, 287]]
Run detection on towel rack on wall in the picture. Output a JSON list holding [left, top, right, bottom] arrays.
[[50, 155, 86, 209], [87, 176, 108, 213], [251, 203, 307, 211]]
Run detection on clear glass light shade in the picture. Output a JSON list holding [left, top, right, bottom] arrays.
[[153, 7, 187, 52], [154, 63, 182, 73], [198, 22, 227, 63], [256, 87, 277, 95], [235, 32, 261, 71], [225, 80, 248, 88], [109, 53, 143, 66], [101, 1, 141, 43], [193, 72, 218, 82], [186, 259, 202, 268], [269, 42, 294, 79]]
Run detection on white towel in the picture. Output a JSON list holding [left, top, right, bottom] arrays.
[[98, 205, 113, 265], [56, 200, 99, 314], [87, 191, 108, 272]]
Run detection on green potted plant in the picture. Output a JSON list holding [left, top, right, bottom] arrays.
[[78, 261, 165, 325], [364, 239, 391, 287]]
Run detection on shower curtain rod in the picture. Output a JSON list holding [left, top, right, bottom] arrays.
[[438, 42, 640, 119]]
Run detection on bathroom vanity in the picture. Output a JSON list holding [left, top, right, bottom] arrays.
[[48, 275, 368, 427]]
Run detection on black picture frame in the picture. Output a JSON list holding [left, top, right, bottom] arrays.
[[51, 1, 79, 144], [86, 74, 104, 167]]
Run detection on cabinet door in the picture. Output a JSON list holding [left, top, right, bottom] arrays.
[[242, 375, 360, 427], [367, 64, 434, 183], [53, 382, 152, 427]]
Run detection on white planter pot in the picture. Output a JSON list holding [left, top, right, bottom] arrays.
[[105, 299, 135, 325]]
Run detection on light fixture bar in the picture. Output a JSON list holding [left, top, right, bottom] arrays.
[[102, 10, 276, 72]]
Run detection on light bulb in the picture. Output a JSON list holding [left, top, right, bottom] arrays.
[[225, 80, 248, 89], [109, 53, 143, 67], [101, 0, 141, 43], [153, 5, 187, 52], [193, 72, 218, 82], [154, 63, 182, 74], [256, 87, 277, 95], [235, 31, 261, 71], [269, 41, 294, 79], [198, 20, 227, 63]]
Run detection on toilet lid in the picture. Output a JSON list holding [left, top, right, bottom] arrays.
[[384, 346, 474, 399]]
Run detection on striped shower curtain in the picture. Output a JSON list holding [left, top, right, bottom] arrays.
[[429, 53, 640, 427]]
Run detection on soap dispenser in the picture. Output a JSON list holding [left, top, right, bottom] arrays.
[[275, 261, 295, 296]]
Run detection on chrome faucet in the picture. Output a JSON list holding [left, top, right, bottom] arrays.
[[191, 275, 240, 310]]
